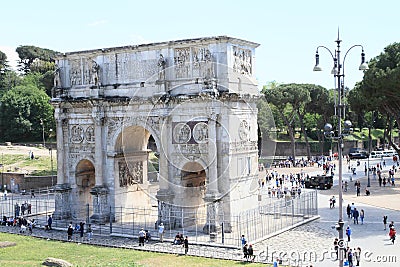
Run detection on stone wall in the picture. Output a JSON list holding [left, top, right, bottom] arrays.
[[262, 140, 361, 157], [1, 172, 53, 192]]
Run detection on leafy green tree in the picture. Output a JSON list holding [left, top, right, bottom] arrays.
[[308, 87, 335, 154], [0, 50, 10, 89], [16, 45, 58, 74], [264, 83, 312, 162], [0, 83, 53, 142], [358, 42, 400, 152]]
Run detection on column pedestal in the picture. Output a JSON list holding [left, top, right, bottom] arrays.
[[53, 183, 72, 220], [90, 186, 109, 223], [203, 194, 221, 234], [156, 190, 175, 229]]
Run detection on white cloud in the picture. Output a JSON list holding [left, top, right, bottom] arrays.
[[0, 46, 19, 70], [88, 20, 108, 27]]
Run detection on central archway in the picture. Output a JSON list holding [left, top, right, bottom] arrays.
[[113, 125, 159, 213]]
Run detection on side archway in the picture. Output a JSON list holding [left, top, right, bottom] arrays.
[[75, 159, 96, 218]]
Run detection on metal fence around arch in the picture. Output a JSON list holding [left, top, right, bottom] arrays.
[[0, 189, 318, 247]]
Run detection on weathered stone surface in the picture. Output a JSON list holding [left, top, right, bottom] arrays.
[[42, 257, 73, 267], [0, 241, 16, 248]]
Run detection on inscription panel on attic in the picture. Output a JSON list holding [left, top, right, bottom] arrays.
[[116, 53, 159, 82]]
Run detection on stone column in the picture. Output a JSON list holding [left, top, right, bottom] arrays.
[[203, 112, 220, 233], [90, 103, 109, 222], [156, 114, 174, 225], [206, 113, 219, 196], [92, 105, 104, 186], [55, 111, 64, 185]]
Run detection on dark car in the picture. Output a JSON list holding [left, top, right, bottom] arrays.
[[304, 175, 333, 190], [349, 151, 368, 159]]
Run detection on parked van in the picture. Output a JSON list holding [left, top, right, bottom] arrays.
[[369, 151, 383, 158], [370, 150, 398, 158], [382, 150, 397, 157]]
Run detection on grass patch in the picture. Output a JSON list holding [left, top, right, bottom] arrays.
[[0, 232, 269, 267], [0, 149, 57, 175]]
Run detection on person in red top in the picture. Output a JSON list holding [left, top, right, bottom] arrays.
[[389, 226, 396, 244]]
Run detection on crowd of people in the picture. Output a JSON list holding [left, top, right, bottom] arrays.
[[1, 215, 36, 234]]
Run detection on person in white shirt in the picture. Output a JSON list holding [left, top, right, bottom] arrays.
[[158, 223, 165, 242]]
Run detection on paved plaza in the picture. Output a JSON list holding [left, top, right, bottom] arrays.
[[1, 157, 399, 267]]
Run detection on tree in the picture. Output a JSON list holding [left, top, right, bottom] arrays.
[[16, 45, 58, 74], [305, 86, 334, 153], [359, 42, 400, 153], [264, 83, 312, 163], [0, 50, 10, 89], [0, 82, 53, 142]]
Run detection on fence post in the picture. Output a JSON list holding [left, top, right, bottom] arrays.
[[109, 205, 112, 234], [86, 203, 90, 224], [221, 222, 224, 244], [291, 199, 294, 225], [181, 207, 184, 235]]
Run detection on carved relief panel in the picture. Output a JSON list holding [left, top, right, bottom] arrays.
[[174, 47, 214, 79], [118, 160, 143, 187], [174, 48, 191, 79], [232, 46, 252, 75], [69, 59, 81, 86]]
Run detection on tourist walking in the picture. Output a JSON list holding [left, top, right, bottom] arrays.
[[158, 222, 165, 242], [383, 215, 388, 230], [346, 225, 352, 242], [183, 236, 189, 255], [138, 228, 146, 246], [87, 224, 93, 241], [347, 248, 354, 266], [247, 244, 255, 262], [350, 203, 355, 218], [46, 215, 53, 230], [243, 243, 249, 261], [347, 204, 351, 218], [79, 221, 85, 240], [353, 208, 359, 224], [355, 247, 361, 266], [241, 234, 247, 246], [389, 227, 396, 244], [333, 238, 339, 259], [67, 224, 74, 241], [360, 209, 365, 225]]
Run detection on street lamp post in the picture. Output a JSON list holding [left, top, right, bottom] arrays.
[[49, 129, 54, 186], [367, 126, 371, 187], [40, 119, 45, 148], [313, 31, 368, 267]]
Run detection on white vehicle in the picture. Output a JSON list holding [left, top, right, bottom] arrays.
[[369, 151, 383, 158], [370, 150, 398, 158]]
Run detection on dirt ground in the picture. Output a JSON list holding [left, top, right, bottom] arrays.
[[0, 144, 51, 157]]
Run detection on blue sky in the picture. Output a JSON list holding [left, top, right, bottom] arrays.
[[2, 0, 399, 90]]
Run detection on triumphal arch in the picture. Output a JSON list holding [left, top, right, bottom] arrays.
[[51, 36, 260, 232]]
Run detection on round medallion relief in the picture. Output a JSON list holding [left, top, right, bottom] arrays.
[[173, 123, 191, 143], [193, 122, 208, 143]]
